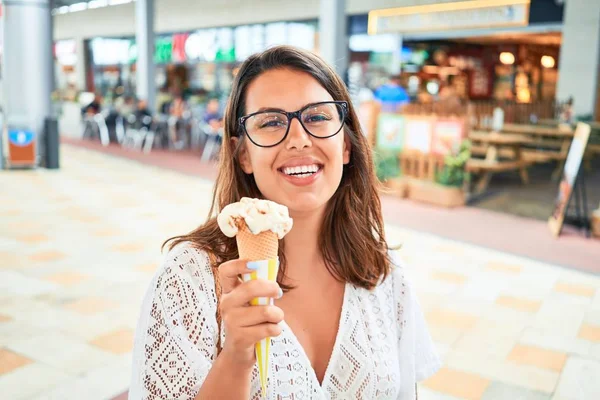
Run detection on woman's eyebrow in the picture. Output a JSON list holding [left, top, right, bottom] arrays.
[[255, 106, 287, 112], [253, 102, 324, 113]]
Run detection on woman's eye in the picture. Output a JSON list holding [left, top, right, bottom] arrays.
[[305, 114, 331, 123], [260, 120, 285, 128]]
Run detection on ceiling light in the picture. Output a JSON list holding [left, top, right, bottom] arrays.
[[541, 55, 555, 68], [499, 52, 515, 65]]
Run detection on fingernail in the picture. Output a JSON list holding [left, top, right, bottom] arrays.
[[246, 261, 260, 270], [277, 288, 283, 299]]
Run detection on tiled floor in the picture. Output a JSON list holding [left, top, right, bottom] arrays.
[[62, 137, 600, 274], [1, 144, 600, 400]]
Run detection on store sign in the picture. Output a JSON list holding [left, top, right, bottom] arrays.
[[404, 118, 433, 153], [185, 29, 235, 63], [91, 38, 132, 65], [376, 114, 405, 151], [548, 123, 591, 237], [155, 37, 173, 64], [349, 34, 399, 53], [432, 120, 465, 155], [172, 33, 189, 63], [368, 0, 530, 34]]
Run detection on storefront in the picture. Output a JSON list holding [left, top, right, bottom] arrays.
[[347, 0, 564, 105], [84, 19, 317, 110], [86, 37, 136, 99]]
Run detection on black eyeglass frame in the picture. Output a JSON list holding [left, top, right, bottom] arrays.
[[238, 100, 349, 148]]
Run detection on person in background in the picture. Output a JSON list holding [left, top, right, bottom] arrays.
[[374, 74, 410, 112], [203, 98, 223, 131], [560, 97, 574, 124], [82, 93, 103, 116], [134, 99, 153, 131], [168, 94, 190, 148], [169, 95, 188, 119], [120, 96, 137, 117]]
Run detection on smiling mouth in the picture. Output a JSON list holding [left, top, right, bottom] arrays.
[[278, 163, 323, 178]]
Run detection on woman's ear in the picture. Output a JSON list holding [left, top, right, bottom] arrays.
[[343, 134, 352, 165], [231, 137, 253, 174]]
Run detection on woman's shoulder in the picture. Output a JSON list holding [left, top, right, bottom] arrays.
[[381, 249, 407, 286], [153, 241, 216, 292], [362, 249, 411, 304]]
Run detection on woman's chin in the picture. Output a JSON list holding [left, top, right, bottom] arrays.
[[280, 194, 328, 216]]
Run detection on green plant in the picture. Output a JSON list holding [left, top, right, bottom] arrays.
[[436, 139, 471, 187], [374, 149, 401, 182]]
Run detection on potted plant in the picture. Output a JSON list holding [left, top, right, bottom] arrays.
[[407, 140, 471, 208], [437, 139, 472, 191]]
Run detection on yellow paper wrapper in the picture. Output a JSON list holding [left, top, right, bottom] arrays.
[[242, 258, 279, 397]]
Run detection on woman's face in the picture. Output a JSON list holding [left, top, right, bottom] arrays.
[[237, 68, 351, 216]]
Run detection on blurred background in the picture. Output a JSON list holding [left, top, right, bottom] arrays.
[[1, 0, 600, 399]]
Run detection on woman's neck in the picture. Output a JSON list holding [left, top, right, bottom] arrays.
[[282, 206, 326, 282]]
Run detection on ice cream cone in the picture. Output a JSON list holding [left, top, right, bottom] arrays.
[[217, 198, 292, 397]]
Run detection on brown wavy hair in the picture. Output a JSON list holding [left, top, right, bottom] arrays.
[[165, 45, 391, 290]]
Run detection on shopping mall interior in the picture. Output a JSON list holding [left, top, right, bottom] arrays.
[[1, 0, 600, 399]]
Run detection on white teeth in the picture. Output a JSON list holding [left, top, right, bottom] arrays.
[[282, 164, 320, 177]]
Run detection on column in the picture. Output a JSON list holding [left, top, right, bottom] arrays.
[[74, 37, 87, 92], [2, 0, 53, 156], [135, 0, 156, 112], [319, 0, 348, 80], [556, 0, 600, 119]]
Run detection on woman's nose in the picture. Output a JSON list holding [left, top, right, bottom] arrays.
[[285, 117, 312, 151]]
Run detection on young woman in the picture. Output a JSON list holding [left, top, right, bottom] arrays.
[[130, 46, 440, 400]]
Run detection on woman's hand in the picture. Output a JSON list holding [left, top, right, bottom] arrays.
[[217, 259, 284, 367]]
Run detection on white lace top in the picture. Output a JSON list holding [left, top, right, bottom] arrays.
[[129, 242, 440, 400]]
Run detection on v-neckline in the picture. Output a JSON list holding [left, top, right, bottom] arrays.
[[279, 282, 350, 389]]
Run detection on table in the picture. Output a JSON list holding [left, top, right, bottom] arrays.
[[467, 132, 533, 193], [501, 123, 574, 137], [482, 124, 576, 180]]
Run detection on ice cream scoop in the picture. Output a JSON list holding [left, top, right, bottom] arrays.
[[217, 197, 293, 240]]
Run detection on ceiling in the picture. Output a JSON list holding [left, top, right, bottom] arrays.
[[51, 0, 135, 9], [53, 0, 97, 6]]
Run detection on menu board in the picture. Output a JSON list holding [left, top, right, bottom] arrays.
[[432, 119, 465, 155], [376, 113, 405, 151], [548, 123, 591, 237], [469, 67, 491, 98], [404, 117, 433, 153]]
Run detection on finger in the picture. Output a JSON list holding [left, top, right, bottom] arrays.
[[233, 323, 283, 345], [220, 280, 281, 310], [224, 306, 284, 327], [218, 259, 256, 294]]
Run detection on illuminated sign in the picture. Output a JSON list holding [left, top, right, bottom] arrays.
[[368, 0, 530, 34]]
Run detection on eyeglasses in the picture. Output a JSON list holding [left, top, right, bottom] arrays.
[[239, 101, 348, 148]]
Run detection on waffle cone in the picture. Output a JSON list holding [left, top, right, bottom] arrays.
[[236, 222, 279, 261]]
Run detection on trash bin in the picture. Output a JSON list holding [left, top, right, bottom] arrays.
[[45, 117, 60, 169], [6, 115, 37, 169]]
